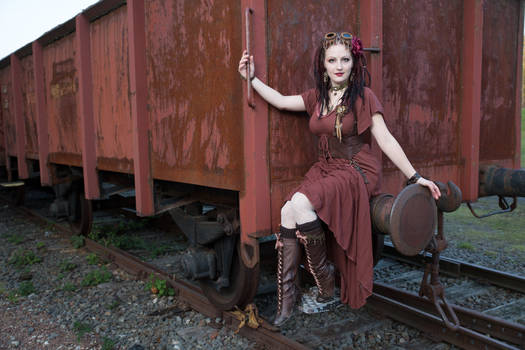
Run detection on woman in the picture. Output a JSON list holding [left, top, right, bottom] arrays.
[[238, 32, 440, 327]]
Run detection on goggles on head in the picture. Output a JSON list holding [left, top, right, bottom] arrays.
[[323, 32, 353, 50]]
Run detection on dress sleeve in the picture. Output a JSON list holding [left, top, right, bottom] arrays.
[[300, 88, 319, 117], [357, 87, 384, 135]]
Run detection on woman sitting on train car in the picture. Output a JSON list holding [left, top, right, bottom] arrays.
[[238, 32, 441, 327]]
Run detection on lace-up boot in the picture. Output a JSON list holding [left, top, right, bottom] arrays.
[[297, 219, 335, 302], [273, 226, 301, 327]]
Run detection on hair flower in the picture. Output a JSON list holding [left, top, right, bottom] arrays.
[[351, 37, 363, 56]]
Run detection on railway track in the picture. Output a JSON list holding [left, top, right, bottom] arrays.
[[3, 186, 525, 350]]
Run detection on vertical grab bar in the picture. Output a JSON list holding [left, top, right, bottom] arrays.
[[245, 8, 255, 108]]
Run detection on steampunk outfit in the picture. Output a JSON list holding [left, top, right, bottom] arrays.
[[285, 87, 384, 309]]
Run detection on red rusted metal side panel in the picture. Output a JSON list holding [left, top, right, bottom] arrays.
[[381, 0, 463, 194], [360, 0, 383, 98], [515, 0, 524, 168], [0, 68, 10, 171], [3, 68, 16, 159], [240, 0, 271, 267], [33, 41, 51, 185], [128, 0, 154, 216], [76, 14, 100, 199], [0, 77, 4, 171], [267, 0, 359, 231], [360, 0, 383, 199], [479, 0, 521, 169], [459, 0, 483, 201], [20, 56, 38, 160], [11, 54, 29, 179], [144, 0, 244, 191], [91, 6, 133, 174], [43, 34, 82, 166]]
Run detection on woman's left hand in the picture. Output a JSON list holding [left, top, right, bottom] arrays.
[[417, 177, 441, 200]]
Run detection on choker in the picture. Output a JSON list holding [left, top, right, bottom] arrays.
[[330, 83, 348, 95]]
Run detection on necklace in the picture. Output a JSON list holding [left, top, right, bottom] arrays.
[[329, 82, 348, 96]]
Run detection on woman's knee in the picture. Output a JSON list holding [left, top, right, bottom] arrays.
[[280, 201, 296, 226], [290, 192, 314, 212], [290, 192, 317, 224]]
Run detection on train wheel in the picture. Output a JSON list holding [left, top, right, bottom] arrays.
[[68, 189, 93, 236], [200, 241, 260, 311]]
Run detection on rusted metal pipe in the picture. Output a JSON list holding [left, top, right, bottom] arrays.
[[369, 193, 394, 234], [479, 165, 525, 197]]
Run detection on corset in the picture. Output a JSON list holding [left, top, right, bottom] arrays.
[[318, 134, 364, 160], [317, 133, 368, 184]]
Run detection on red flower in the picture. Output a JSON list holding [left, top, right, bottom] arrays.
[[351, 37, 363, 56]]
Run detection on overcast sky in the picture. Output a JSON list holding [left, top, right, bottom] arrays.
[[0, 0, 99, 60]]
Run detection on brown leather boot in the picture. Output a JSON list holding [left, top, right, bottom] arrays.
[[273, 226, 301, 327], [297, 219, 335, 303]]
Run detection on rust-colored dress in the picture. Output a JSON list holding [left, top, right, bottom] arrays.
[[287, 87, 384, 309]]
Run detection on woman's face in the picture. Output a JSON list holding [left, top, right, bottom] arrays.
[[323, 44, 353, 87]]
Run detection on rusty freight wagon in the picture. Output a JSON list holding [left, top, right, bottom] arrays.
[[0, 0, 522, 310]]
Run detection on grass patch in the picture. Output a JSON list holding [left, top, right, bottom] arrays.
[[61, 282, 77, 292], [18, 281, 36, 296], [105, 300, 120, 310], [89, 220, 171, 258], [457, 241, 475, 250], [9, 249, 42, 268], [36, 241, 45, 249], [507, 245, 525, 253], [89, 224, 146, 250], [86, 253, 100, 265], [59, 260, 77, 272], [101, 337, 116, 350], [444, 196, 525, 264], [81, 267, 112, 287], [145, 274, 175, 297], [7, 292, 18, 303], [6, 234, 24, 245], [483, 250, 498, 258], [70, 235, 85, 249], [73, 321, 92, 341]]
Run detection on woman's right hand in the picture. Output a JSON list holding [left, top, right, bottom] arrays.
[[238, 50, 254, 80]]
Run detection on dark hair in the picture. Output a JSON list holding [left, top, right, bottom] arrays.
[[313, 37, 371, 119]]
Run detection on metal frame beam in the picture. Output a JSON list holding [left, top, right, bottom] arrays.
[[239, 0, 270, 268], [460, 0, 484, 201], [10, 54, 28, 179], [76, 14, 100, 198], [127, 0, 154, 216], [32, 41, 51, 186], [514, 0, 524, 169]]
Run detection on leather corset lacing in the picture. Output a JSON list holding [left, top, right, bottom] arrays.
[[318, 134, 369, 184]]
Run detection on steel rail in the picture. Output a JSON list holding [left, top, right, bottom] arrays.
[[382, 242, 525, 293], [371, 282, 525, 350], [9, 202, 310, 350]]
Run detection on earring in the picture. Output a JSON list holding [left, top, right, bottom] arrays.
[[323, 72, 328, 83]]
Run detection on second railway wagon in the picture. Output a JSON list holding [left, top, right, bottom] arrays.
[[0, 0, 522, 309]]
